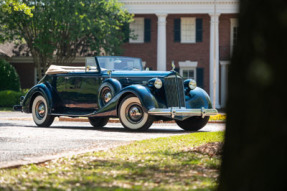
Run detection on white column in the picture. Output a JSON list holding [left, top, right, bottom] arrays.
[[156, 14, 167, 71], [209, 13, 220, 109]]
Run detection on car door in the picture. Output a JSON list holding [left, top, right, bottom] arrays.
[[55, 74, 101, 110], [76, 74, 101, 109]]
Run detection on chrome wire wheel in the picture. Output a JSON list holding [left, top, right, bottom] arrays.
[[32, 95, 54, 127], [119, 95, 154, 131]]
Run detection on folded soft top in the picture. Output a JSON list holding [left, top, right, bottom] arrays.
[[45, 65, 85, 74]]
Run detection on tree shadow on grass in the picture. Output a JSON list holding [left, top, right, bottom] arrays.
[[1, 151, 218, 191]]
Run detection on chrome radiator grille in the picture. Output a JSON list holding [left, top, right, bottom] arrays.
[[164, 76, 185, 108]]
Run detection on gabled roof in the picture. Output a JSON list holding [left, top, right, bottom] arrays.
[[0, 42, 14, 57], [0, 42, 30, 57]]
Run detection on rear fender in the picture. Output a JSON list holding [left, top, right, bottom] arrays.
[[22, 83, 53, 114], [102, 78, 122, 93]]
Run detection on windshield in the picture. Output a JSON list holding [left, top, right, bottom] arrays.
[[97, 56, 143, 71]]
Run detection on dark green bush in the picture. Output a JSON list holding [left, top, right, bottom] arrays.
[[0, 90, 25, 107], [0, 59, 20, 91]]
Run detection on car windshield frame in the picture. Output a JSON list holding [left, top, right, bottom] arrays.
[[96, 56, 143, 72]]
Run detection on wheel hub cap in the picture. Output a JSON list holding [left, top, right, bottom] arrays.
[[36, 102, 46, 119], [104, 92, 112, 103], [128, 105, 143, 122]]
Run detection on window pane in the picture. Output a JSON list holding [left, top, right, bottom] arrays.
[[181, 17, 196, 43], [182, 69, 195, 80], [129, 18, 144, 43], [188, 70, 195, 79], [183, 70, 188, 78]]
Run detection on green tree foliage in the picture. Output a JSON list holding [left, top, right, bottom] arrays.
[[0, 0, 33, 16], [0, 0, 33, 42], [0, 0, 133, 79], [218, 0, 287, 190], [0, 59, 20, 91]]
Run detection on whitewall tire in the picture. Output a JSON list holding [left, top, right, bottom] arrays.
[[119, 95, 154, 131], [32, 95, 54, 127]]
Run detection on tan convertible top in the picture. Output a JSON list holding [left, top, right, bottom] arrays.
[[45, 65, 85, 74]]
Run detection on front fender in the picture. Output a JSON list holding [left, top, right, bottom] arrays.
[[22, 82, 53, 113], [118, 85, 158, 112], [185, 87, 213, 109], [93, 85, 158, 116]]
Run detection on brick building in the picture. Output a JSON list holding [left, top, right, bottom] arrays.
[[6, 0, 239, 109], [119, 0, 239, 108]]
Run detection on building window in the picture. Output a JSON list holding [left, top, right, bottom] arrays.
[[129, 18, 144, 43], [230, 18, 239, 54], [182, 69, 195, 80], [174, 18, 203, 43], [232, 26, 239, 46], [179, 61, 198, 80], [181, 17, 196, 43]]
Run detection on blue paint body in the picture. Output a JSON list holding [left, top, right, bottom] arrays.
[[21, 56, 213, 120]]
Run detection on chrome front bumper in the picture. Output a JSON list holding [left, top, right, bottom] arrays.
[[148, 107, 218, 118]]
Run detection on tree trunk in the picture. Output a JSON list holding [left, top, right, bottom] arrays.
[[218, 1, 287, 191]]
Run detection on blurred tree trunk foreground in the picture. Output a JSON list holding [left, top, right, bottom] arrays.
[[218, 0, 287, 190]]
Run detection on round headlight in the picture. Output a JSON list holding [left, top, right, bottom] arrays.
[[154, 78, 163, 89], [189, 80, 197, 90]]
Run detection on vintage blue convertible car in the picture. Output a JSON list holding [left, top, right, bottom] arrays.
[[14, 56, 217, 131]]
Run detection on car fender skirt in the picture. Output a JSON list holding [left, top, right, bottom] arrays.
[[22, 83, 54, 114]]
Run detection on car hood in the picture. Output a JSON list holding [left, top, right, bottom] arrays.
[[102, 70, 176, 78]]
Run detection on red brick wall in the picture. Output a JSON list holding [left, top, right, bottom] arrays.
[[122, 14, 211, 90], [167, 14, 210, 91], [121, 14, 158, 70], [122, 13, 238, 93]]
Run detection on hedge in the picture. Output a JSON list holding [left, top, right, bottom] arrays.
[[0, 59, 20, 91], [0, 90, 26, 107]]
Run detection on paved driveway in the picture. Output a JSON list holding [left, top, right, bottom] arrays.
[[0, 112, 225, 168]]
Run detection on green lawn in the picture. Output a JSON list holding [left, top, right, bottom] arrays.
[[0, 132, 224, 191]]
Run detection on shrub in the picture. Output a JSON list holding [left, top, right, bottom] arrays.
[[0, 90, 25, 107], [0, 59, 20, 91]]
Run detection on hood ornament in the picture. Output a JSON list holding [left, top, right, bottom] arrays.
[[171, 61, 175, 71], [107, 70, 112, 78]]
